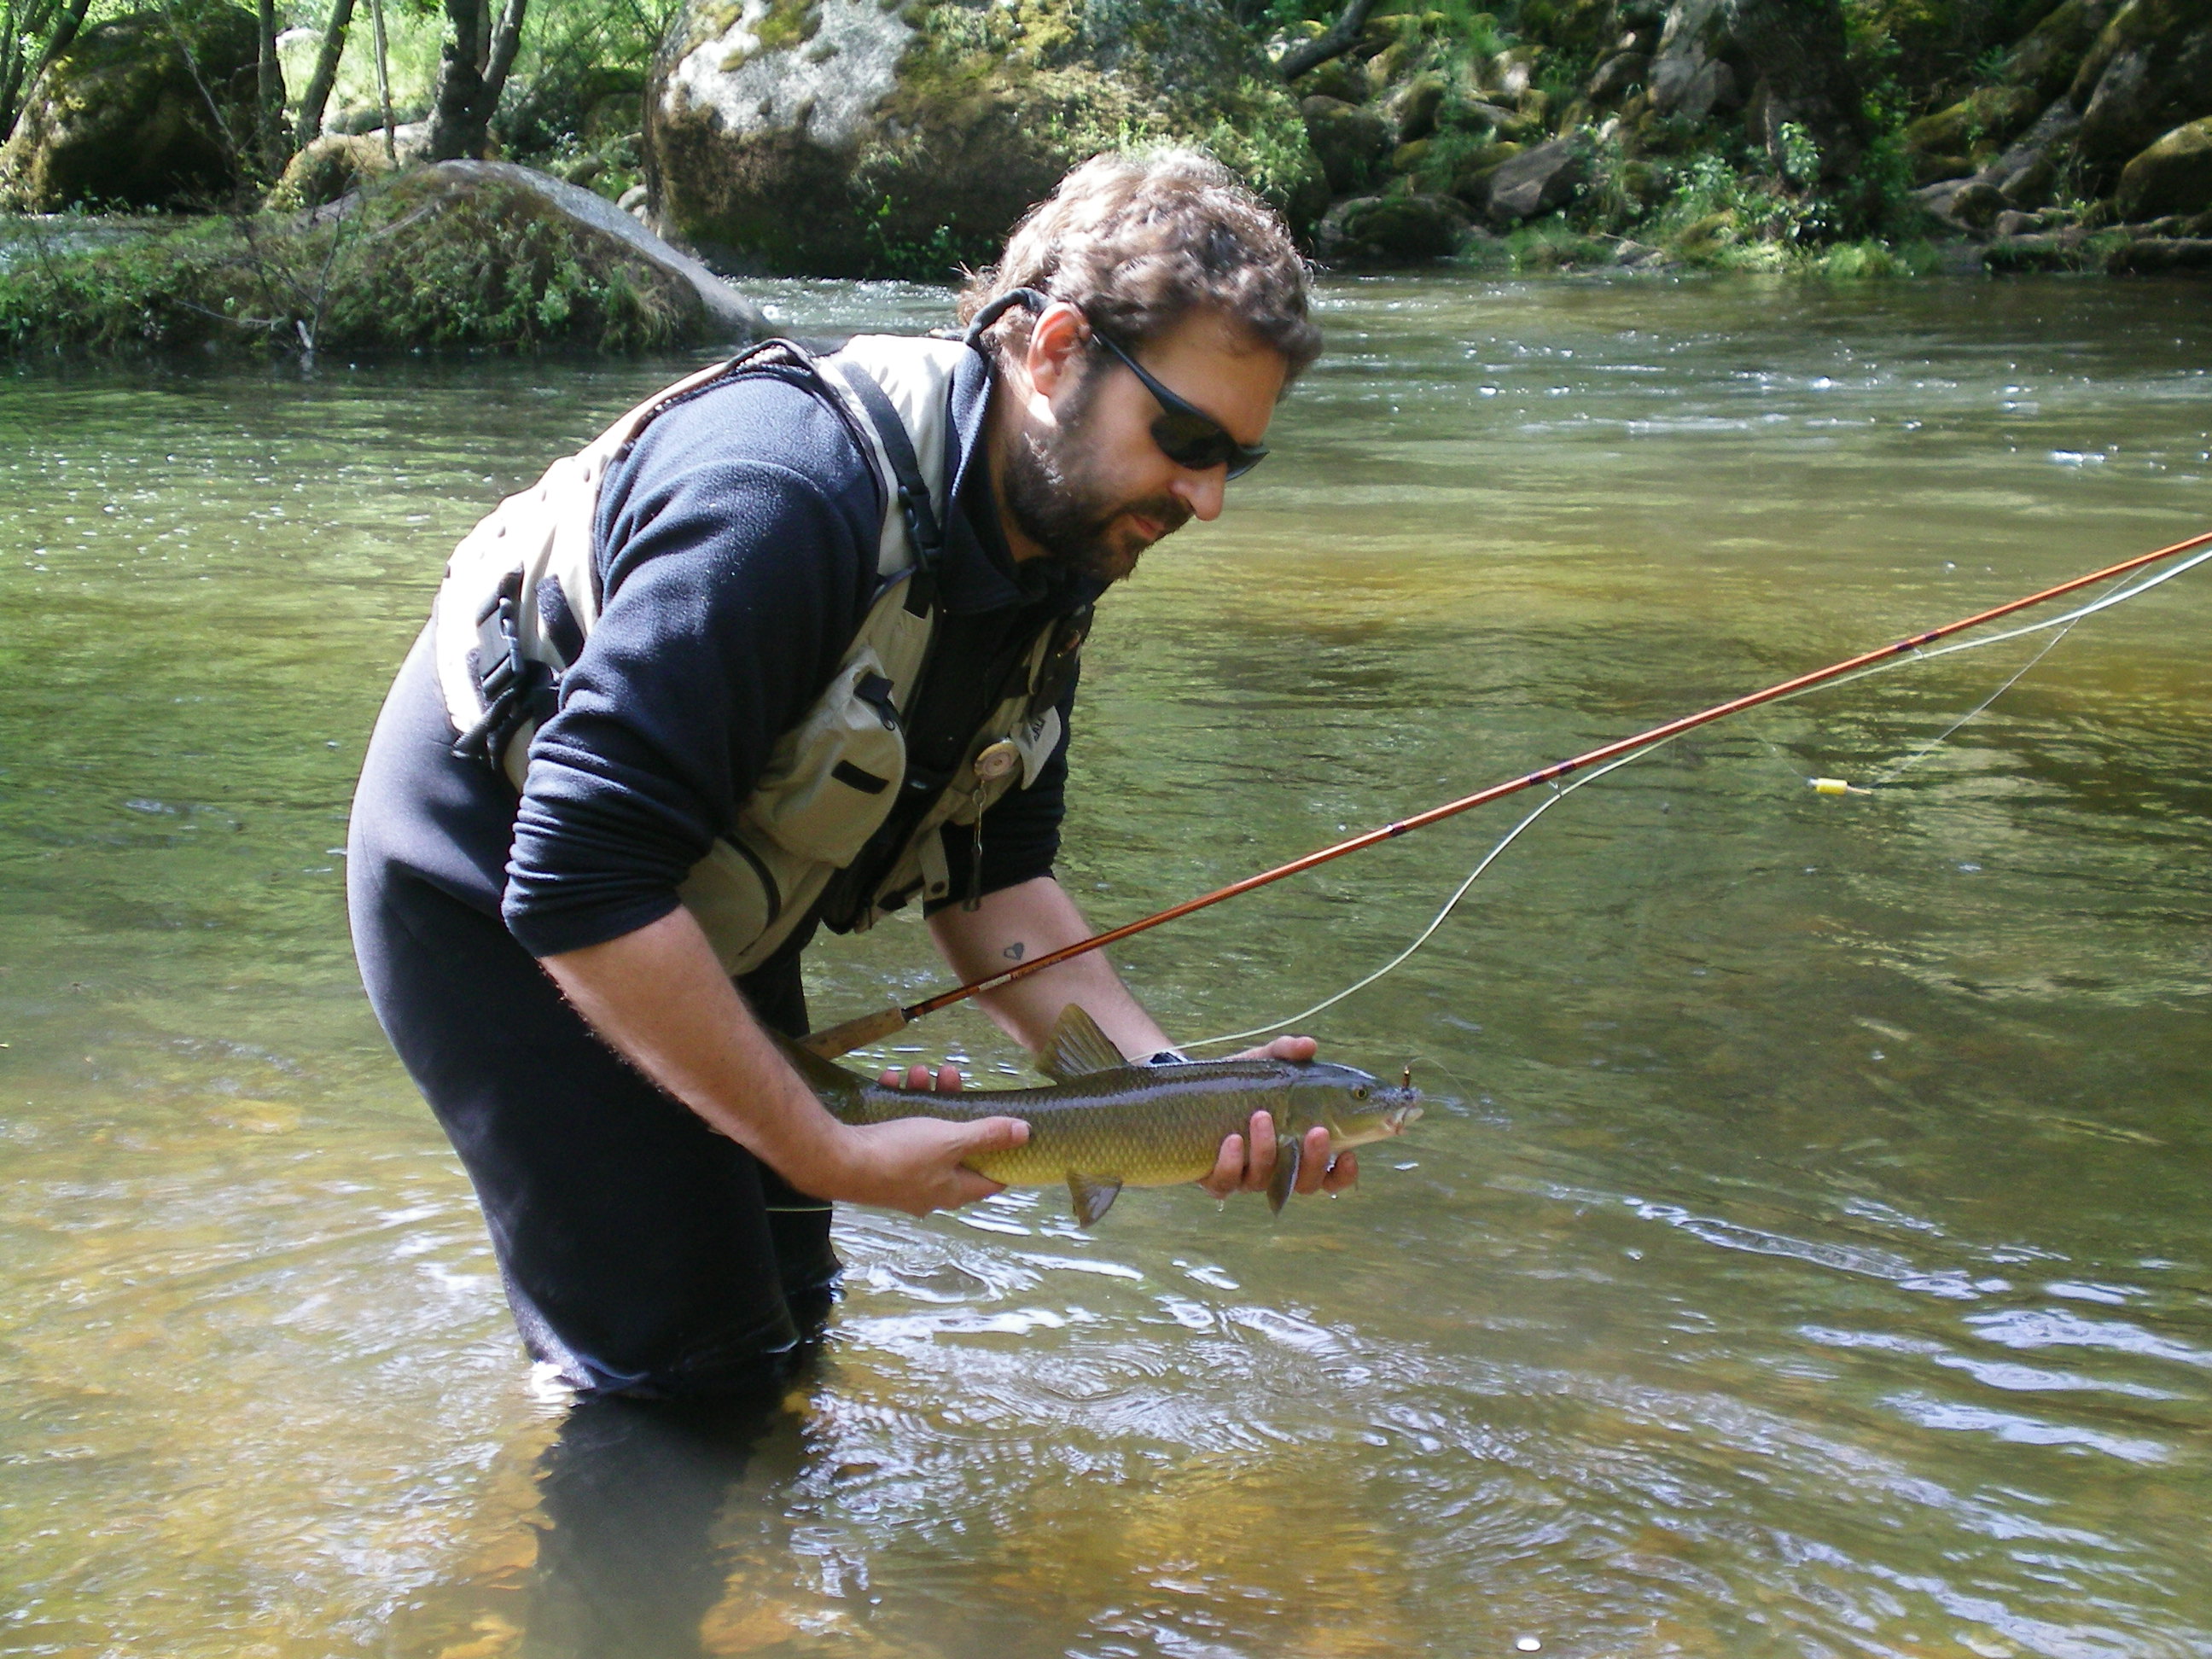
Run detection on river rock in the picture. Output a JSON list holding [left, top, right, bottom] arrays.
[[1313, 192, 1468, 262], [643, 0, 1324, 276], [1482, 136, 1586, 222], [2104, 235, 2212, 272], [2116, 118, 2212, 220], [1903, 85, 2042, 165], [0, 0, 260, 210], [2072, 0, 2212, 173], [1389, 72, 1447, 143], [1978, 98, 2082, 208], [267, 133, 395, 211], [1646, 0, 1863, 183], [1585, 48, 1650, 104], [420, 160, 768, 340], [1646, 0, 1739, 120], [1301, 95, 1393, 195]]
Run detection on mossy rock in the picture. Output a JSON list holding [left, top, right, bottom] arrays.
[[1301, 95, 1393, 195], [2074, 0, 2212, 171], [0, 161, 765, 355], [2116, 116, 2212, 220], [645, 0, 1326, 277], [0, 1, 260, 211], [267, 134, 395, 212], [1313, 191, 1468, 262], [1295, 56, 1370, 105], [1903, 84, 2040, 162]]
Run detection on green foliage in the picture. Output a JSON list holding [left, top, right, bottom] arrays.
[[0, 171, 698, 354], [1776, 120, 1821, 189], [859, 195, 988, 282]]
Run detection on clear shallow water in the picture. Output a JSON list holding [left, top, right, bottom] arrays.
[[3, 274, 2208, 1659]]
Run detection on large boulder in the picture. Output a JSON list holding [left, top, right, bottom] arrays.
[[0, 160, 769, 353], [1977, 97, 2082, 207], [2116, 118, 2212, 219], [267, 132, 395, 211], [643, 0, 1325, 277], [1301, 95, 1392, 195], [2071, 0, 2212, 172], [1482, 136, 1586, 221], [1646, 0, 1864, 184], [1646, 0, 1740, 120], [0, 1, 260, 210], [422, 161, 769, 341], [1313, 192, 1468, 262]]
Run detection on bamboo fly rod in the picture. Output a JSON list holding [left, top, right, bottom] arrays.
[[799, 527, 2212, 1060]]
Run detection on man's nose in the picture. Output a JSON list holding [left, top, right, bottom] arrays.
[[1171, 467, 1226, 521]]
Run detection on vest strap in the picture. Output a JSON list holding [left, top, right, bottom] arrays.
[[833, 358, 945, 603]]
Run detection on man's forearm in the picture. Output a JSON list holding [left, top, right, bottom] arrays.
[[540, 908, 848, 1192], [928, 875, 1174, 1062], [541, 907, 1030, 1215]]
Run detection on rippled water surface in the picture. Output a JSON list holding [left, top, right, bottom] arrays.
[[3, 275, 2209, 1659]]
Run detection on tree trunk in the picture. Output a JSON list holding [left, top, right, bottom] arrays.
[[426, 0, 525, 160], [255, 0, 288, 172], [369, 0, 394, 161], [293, 0, 357, 148], [425, 0, 486, 160], [1277, 0, 1378, 83], [480, 0, 527, 118]]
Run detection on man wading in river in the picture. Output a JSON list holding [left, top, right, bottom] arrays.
[[347, 150, 1353, 1398]]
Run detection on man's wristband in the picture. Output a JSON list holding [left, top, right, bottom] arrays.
[[1144, 1047, 1190, 1067]]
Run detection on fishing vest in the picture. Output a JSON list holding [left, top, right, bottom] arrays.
[[430, 333, 1082, 977]]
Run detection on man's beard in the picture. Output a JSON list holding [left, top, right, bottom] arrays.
[[1001, 396, 1190, 585]]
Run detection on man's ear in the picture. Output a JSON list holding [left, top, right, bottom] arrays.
[[1023, 302, 1091, 403]]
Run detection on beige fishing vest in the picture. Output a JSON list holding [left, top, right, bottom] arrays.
[[430, 334, 1072, 976]]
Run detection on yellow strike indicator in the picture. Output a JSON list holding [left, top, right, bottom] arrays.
[[1809, 777, 1870, 796]]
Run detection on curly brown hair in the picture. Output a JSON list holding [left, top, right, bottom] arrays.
[[958, 149, 1322, 381]]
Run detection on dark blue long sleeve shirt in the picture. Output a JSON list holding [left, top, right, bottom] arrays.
[[364, 345, 1091, 962]]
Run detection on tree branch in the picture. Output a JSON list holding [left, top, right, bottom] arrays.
[[1276, 0, 1377, 84]]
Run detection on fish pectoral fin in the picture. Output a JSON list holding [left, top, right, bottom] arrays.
[[1034, 1004, 1128, 1082], [1066, 1172, 1125, 1228], [1266, 1132, 1301, 1217]]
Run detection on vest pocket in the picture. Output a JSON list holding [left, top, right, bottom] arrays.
[[678, 835, 782, 973], [744, 651, 909, 868]]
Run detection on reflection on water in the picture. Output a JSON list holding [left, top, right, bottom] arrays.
[[2, 274, 2208, 1658]]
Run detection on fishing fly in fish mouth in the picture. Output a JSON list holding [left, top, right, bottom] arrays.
[[348, 153, 1382, 1401]]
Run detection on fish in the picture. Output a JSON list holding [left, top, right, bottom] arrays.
[[779, 1004, 1423, 1225]]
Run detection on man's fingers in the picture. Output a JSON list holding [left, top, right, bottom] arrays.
[[1293, 1124, 1333, 1195], [1201, 1132, 1245, 1197], [1226, 1033, 1318, 1063], [959, 1114, 1030, 1156], [1243, 1108, 1277, 1191], [876, 1062, 968, 1092], [1321, 1148, 1359, 1194]]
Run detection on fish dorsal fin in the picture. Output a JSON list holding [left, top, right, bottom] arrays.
[[1067, 1172, 1125, 1227], [1035, 1004, 1127, 1081]]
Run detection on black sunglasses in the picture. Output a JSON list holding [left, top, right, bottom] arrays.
[[1091, 332, 1269, 480]]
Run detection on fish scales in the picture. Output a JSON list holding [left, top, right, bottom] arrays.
[[777, 1005, 1423, 1225], [839, 1062, 1303, 1189]]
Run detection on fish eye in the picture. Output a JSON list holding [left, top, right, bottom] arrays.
[[1353, 1086, 1369, 1099]]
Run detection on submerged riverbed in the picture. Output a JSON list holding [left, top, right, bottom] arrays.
[[3, 274, 2208, 1659]]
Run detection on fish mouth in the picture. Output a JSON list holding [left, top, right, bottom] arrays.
[[1385, 1103, 1423, 1132]]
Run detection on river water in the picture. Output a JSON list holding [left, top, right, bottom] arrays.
[[3, 274, 2208, 1659]]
